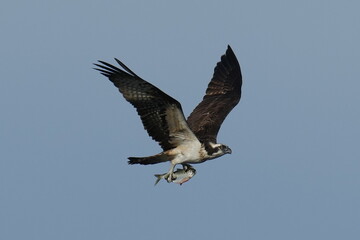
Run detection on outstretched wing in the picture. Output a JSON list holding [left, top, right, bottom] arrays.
[[187, 45, 242, 143], [94, 59, 198, 151]]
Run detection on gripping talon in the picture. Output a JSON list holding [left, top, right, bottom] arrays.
[[165, 172, 176, 183], [181, 163, 192, 170]]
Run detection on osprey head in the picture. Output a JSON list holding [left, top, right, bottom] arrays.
[[220, 144, 232, 155], [205, 143, 232, 159]]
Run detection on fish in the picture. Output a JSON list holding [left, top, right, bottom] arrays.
[[154, 165, 196, 185]]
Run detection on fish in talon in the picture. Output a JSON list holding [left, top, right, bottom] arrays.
[[154, 167, 196, 185]]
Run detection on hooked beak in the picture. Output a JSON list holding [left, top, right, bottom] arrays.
[[225, 147, 232, 154]]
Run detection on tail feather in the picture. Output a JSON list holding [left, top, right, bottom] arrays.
[[128, 152, 173, 165]]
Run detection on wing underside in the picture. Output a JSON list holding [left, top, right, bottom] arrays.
[[94, 59, 197, 150]]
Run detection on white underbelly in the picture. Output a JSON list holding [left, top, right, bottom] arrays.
[[171, 141, 203, 164]]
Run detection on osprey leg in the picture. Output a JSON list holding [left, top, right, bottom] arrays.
[[162, 163, 176, 183]]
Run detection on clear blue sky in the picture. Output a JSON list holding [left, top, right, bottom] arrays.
[[1, 1, 359, 239]]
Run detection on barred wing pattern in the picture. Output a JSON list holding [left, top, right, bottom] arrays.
[[94, 59, 196, 151]]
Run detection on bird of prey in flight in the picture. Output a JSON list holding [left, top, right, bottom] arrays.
[[94, 45, 242, 182]]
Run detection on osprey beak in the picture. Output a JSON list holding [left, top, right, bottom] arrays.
[[226, 147, 232, 154]]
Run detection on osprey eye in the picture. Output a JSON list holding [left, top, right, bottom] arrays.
[[94, 45, 242, 185]]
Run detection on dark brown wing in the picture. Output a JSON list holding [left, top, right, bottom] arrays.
[[187, 45, 242, 143], [94, 59, 198, 151]]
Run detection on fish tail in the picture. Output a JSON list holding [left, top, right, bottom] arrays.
[[154, 174, 163, 186]]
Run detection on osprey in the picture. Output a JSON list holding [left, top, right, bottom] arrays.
[[94, 45, 242, 182]]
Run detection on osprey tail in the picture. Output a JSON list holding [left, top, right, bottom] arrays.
[[128, 152, 173, 165]]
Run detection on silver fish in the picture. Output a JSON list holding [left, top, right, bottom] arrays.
[[154, 166, 196, 185]]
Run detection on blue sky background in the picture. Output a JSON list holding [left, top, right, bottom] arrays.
[[1, 0, 359, 239]]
